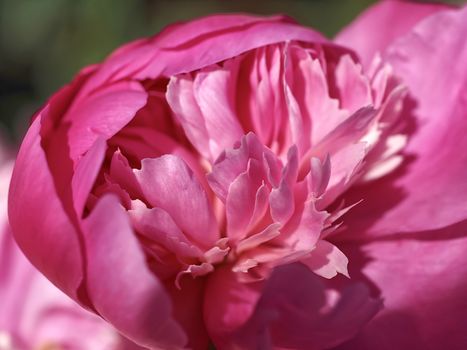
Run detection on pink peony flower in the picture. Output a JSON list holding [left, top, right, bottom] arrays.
[[8, 2, 467, 349], [0, 143, 143, 349]]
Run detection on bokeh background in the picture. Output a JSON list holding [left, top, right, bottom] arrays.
[[0, 0, 463, 143]]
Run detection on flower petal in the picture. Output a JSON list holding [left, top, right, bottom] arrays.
[[83, 194, 186, 349], [134, 155, 218, 248], [226, 263, 381, 349], [8, 117, 83, 300], [340, 6, 467, 239], [335, 1, 451, 67], [336, 223, 467, 350]]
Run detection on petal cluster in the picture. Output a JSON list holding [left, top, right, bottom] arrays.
[[7, 4, 467, 350]]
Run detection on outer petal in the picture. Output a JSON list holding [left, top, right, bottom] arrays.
[[203, 266, 264, 347], [335, 0, 451, 67], [335, 224, 467, 350], [8, 117, 83, 300], [83, 194, 186, 349], [64, 81, 147, 161], [78, 14, 329, 100], [340, 5, 467, 239], [225, 263, 381, 349]]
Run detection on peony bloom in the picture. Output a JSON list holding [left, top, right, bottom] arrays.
[[8, 1, 467, 349], [0, 141, 143, 350]]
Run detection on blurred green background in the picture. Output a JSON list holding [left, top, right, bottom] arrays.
[[0, 0, 463, 141]]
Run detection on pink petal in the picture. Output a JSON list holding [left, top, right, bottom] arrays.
[[71, 138, 107, 217], [203, 265, 264, 346], [134, 155, 218, 248], [336, 224, 467, 350], [301, 240, 349, 279], [65, 81, 147, 161], [167, 69, 244, 162], [164, 278, 210, 350], [340, 6, 467, 239], [286, 49, 346, 147], [128, 203, 203, 260], [208, 132, 273, 202], [226, 159, 265, 241], [226, 263, 381, 349], [334, 55, 372, 114], [8, 117, 83, 300], [269, 146, 298, 224], [335, 0, 451, 67], [83, 194, 186, 349], [80, 14, 329, 101]]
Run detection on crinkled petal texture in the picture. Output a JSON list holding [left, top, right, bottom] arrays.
[[7, 6, 467, 350]]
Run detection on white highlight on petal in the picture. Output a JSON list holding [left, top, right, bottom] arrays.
[[0, 331, 12, 350]]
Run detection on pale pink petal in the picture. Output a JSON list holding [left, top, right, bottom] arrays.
[[208, 133, 273, 202], [83, 194, 186, 349], [269, 146, 298, 224], [128, 203, 203, 260], [168, 69, 245, 162], [335, 55, 372, 114], [166, 76, 212, 160], [225, 159, 264, 241], [192, 68, 244, 160], [301, 240, 349, 279], [109, 150, 144, 200], [335, 0, 451, 67]]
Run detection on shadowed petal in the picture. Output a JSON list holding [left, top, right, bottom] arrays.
[[83, 195, 186, 349]]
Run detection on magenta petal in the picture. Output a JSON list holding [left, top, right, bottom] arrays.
[[340, 6, 467, 238], [71, 138, 107, 217], [204, 266, 264, 346], [83, 194, 186, 349], [335, 0, 451, 67], [80, 15, 328, 98], [65, 81, 147, 161], [164, 278, 210, 350], [8, 117, 83, 300], [229, 263, 381, 349], [336, 225, 467, 350]]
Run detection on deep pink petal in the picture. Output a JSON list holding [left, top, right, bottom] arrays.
[[79, 15, 329, 100], [8, 117, 83, 300], [65, 81, 147, 161], [164, 278, 210, 350], [225, 263, 381, 349], [71, 138, 107, 217], [335, 0, 451, 67], [83, 194, 186, 349], [203, 265, 264, 347]]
